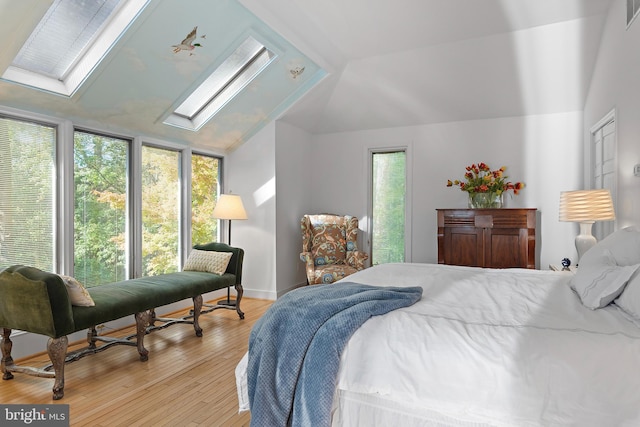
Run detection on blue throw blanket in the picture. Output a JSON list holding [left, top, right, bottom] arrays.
[[247, 282, 423, 427]]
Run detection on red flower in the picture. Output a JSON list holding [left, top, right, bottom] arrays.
[[446, 162, 525, 197]]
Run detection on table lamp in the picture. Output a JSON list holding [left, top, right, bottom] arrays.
[[559, 189, 615, 261]]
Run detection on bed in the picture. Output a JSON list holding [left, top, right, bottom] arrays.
[[237, 227, 640, 426]]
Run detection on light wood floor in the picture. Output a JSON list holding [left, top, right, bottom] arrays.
[[2, 298, 272, 426]]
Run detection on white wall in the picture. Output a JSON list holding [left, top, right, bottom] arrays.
[[227, 0, 640, 299], [584, 0, 640, 229], [274, 121, 314, 294], [308, 112, 584, 269], [226, 121, 278, 300]]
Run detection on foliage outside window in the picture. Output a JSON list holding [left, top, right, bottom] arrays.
[[371, 151, 406, 265], [191, 153, 219, 245], [74, 131, 128, 286], [141, 145, 180, 275], [0, 116, 56, 271], [1, 113, 221, 280]]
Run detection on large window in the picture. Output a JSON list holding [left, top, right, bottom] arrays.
[[74, 130, 128, 286], [371, 150, 406, 265], [191, 153, 220, 244], [141, 145, 181, 275], [1, 108, 222, 280], [0, 116, 56, 271]]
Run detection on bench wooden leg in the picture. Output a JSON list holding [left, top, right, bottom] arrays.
[[135, 311, 150, 362], [48, 336, 68, 400], [87, 326, 98, 349], [235, 284, 245, 319], [1, 328, 15, 380], [192, 295, 203, 337], [149, 308, 157, 327]]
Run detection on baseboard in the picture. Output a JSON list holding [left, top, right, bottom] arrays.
[[242, 289, 277, 300], [276, 281, 306, 298], [241, 281, 306, 301]]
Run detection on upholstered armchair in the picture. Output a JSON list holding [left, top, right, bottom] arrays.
[[300, 214, 368, 284]]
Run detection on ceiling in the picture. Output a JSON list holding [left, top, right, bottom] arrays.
[[0, 0, 324, 152], [0, 0, 615, 152]]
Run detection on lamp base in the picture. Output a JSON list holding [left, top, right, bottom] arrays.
[[576, 222, 597, 262], [217, 298, 236, 307]]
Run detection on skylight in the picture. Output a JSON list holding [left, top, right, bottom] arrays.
[[2, 0, 148, 97], [163, 36, 276, 132]]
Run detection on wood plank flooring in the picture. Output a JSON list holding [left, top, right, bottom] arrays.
[[2, 298, 272, 426]]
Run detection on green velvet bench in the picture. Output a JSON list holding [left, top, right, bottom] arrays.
[[0, 242, 244, 400]]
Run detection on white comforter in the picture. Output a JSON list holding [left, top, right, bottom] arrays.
[[331, 263, 640, 426], [237, 263, 640, 426]]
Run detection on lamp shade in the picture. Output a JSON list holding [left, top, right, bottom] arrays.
[[559, 189, 615, 223], [212, 194, 248, 220]]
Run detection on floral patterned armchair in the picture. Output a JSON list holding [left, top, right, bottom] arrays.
[[300, 214, 369, 284]]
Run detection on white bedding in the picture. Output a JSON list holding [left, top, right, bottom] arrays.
[[237, 263, 640, 426]]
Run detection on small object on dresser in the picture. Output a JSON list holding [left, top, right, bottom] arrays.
[[561, 258, 571, 271]]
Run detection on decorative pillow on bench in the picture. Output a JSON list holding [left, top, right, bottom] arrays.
[[59, 275, 95, 306], [183, 249, 232, 275]]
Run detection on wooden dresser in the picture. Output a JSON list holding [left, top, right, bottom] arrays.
[[437, 208, 537, 269]]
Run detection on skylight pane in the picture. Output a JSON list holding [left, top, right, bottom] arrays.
[[12, 0, 123, 80], [164, 36, 276, 131], [3, 0, 147, 96], [174, 37, 267, 119]]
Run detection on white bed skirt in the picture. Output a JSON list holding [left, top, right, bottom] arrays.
[[237, 351, 493, 426], [331, 389, 497, 427]]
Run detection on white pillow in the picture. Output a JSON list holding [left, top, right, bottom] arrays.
[[615, 270, 640, 321], [579, 226, 640, 267], [183, 250, 232, 275], [570, 249, 640, 309], [59, 275, 95, 307]]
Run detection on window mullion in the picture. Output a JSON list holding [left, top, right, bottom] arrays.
[[130, 137, 143, 279], [181, 148, 192, 267], [58, 120, 75, 275]]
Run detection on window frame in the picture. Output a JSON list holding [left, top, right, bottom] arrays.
[[3, 0, 149, 97], [628, 0, 640, 28], [72, 127, 132, 285], [190, 150, 223, 247], [366, 146, 412, 265], [588, 108, 617, 241], [139, 142, 183, 276], [1, 105, 224, 280], [0, 106, 70, 273]]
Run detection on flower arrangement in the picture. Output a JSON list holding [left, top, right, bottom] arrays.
[[447, 162, 524, 195]]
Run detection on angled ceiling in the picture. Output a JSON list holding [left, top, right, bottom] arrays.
[[242, 0, 614, 134], [0, 0, 615, 151], [0, 0, 324, 152]]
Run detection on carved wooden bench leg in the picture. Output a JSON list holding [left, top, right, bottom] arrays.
[[149, 308, 157, 327], [235, 283, 245, 319], [192, 294, 203, 337], [135, 311, 150, 362], [87, 326, 98, 349], [48, 336, 68, 400], [1, 328, 15, 380]]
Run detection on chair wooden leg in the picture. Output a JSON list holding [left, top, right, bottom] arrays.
[[235, 283, 245, 319], [47, 336, 68, 400]]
